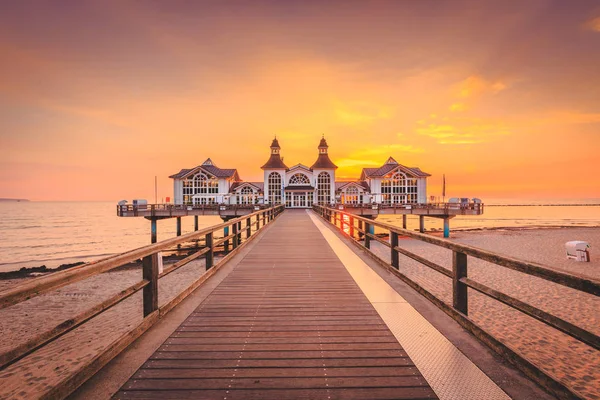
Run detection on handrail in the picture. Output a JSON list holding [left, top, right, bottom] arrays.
[[313, 204, 599, 399], [0, 205, 285, 373]]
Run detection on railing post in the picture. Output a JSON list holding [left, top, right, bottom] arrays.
[[358, 219, 363, 239], [205, 232, 214, 269], [391, 231, 399, 269], [142, 253, 159, 317], [238, 221, 242, 243], [349, 216, 354, 238], [365, 221, 371, 249], [224, 226, 230, 253], [246, 217, 251, 239], [256, 214, 260, 230], [232, 222, 238, 249], [453, 251, 468, 315]]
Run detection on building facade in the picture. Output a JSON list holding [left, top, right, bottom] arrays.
[[170, 138, 429, 207]]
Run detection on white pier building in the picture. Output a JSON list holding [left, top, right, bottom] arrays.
[[169, 137, 430, 208]]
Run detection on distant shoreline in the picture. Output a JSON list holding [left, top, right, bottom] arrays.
[[0, 198, 30, 202]]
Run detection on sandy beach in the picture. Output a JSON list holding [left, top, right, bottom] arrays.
[[368, 227, 600, 399]]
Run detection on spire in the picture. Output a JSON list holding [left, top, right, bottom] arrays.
[[318, 135, 329, 154], [311, 136, 337, 170], [262, 137, 288, 169], [270, 136, 280, 152]]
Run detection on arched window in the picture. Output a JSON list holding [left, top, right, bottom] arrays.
[[268, 172, 282, 204], [317, 172, 331, 205], [288, 173, 310, 185], [193, 173, 219, 195], [238, 186, 255, 204], [381, 171, 418, 204], [344, 186, 360, 205]]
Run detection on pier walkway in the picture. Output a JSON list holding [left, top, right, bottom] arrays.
[[112, 210, 509, 400]]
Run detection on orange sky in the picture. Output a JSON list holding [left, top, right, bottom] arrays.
[[1, 1, 599, 201]]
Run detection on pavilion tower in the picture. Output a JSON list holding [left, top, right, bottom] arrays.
[[311, 136, 337, 205], [261, 137, 288, 204]]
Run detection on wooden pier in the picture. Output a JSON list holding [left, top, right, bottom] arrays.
[[0, 207, 597, 400], [115, 211, 436, 399]]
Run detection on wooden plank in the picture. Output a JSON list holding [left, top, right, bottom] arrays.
[[115, 387, 437, 399], [115, 210, 436, 399], [134, 366, 421, 379], [122, 375, 428, 390]]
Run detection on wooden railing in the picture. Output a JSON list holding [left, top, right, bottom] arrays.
[[313, 205, 599, 400], [0, 205, 284, 396], [335, 202, 485, 214], [116, 203, 269, 217]]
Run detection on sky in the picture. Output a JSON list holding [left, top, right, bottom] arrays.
[[1, 0, 599, 201]]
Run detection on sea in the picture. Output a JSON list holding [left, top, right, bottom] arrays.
[[0, 200, 599, 273]]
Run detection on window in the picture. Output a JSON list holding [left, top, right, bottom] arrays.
[[317, 172, 331, 205], [238, 186, 255, 204], [344, 186, 360, 204], [288, 173, 310, 185], [381, 171, 418, 204], [194, 173, 219, 195], [268, 172, 282, 204]]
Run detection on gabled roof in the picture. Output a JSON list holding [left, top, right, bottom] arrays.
[[360, 157, 430, 179], [169, 161, 239, 180], [287, 163, 312, 172], [335, 181, 370, 192], [230, 181, 264, 193]]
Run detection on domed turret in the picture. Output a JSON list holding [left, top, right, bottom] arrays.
[[261, 136, 288, 169], [311, 135, 337, 169]]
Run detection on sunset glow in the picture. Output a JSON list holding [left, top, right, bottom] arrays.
[[1, 1, 599, 201]]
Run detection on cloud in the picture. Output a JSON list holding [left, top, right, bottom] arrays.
[[457, 75, 507, 98], [449, 103, 467, 112], [334, 101, 393, 125], [416, 119, 510, 145], [584, 16, 600, 32], [530, 111, 600, 125]]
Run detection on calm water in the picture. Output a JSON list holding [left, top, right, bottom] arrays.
[[0, 201, 599, 272]]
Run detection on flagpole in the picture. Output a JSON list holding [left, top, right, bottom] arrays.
[[442, 174, 446, 204]]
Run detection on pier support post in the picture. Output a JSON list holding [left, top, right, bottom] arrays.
[[443, 217, 450, 238], [176, 217, 182, 237], [224, 226, 230, 253], [194, 216, 199, 231], [453, 251, 468, 315], [402, 215, 407, 229], [419, 216, 425, 233], [150, 219, 157, 244], [391, 231, 399, 269], [142, 253, 159, 317]]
